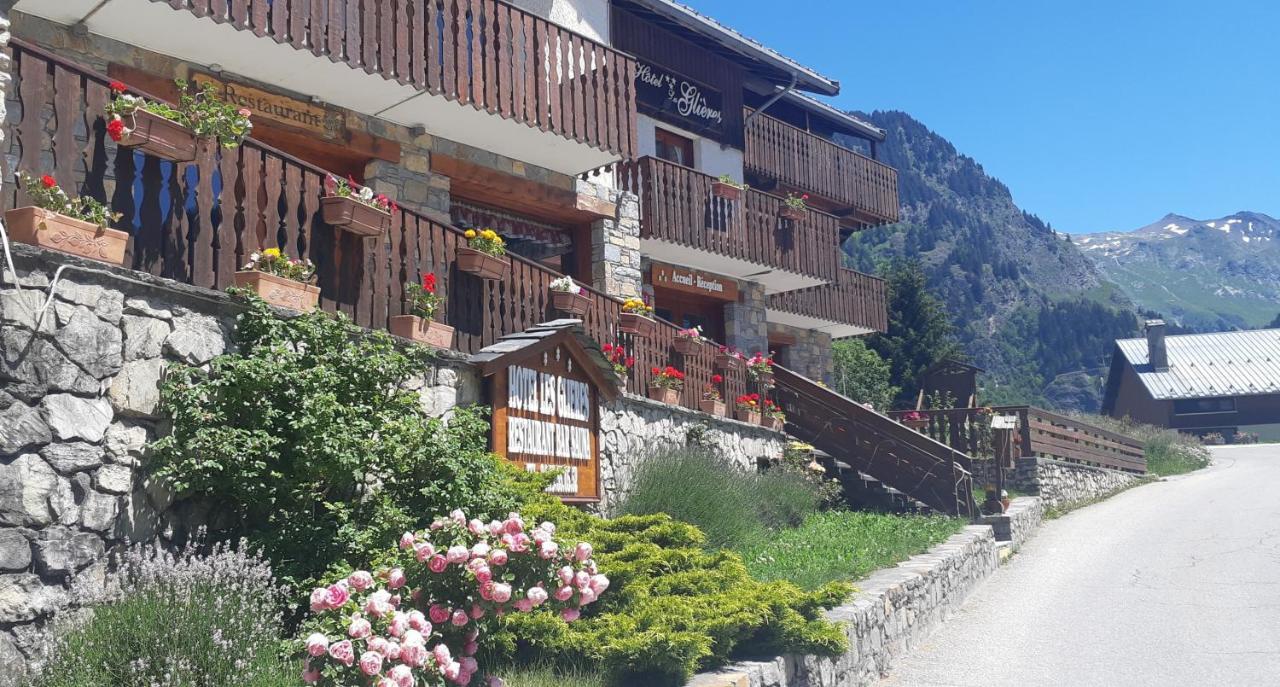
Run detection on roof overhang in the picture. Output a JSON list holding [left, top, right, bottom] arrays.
[[765, 308, 876, 340], [775, 90, 885, 142]]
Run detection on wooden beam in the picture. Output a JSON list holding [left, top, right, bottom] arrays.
[[431, 153, 614, 225]]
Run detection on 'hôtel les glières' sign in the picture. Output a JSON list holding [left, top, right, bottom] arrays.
[[635, 61, 724, 137]]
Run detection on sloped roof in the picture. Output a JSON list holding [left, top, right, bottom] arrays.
[[1115, 329, 1280, 399]]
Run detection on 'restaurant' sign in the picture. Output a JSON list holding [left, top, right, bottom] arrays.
[[635, 61, 725, 136], [192, 73, 345, 140], [650, 262, 739, 302]]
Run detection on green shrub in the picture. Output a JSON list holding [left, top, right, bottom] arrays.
[[491, 477, 852, 685], [1069, 413, 1211, 477], [150, 295, 521, 589], [32, 540, 295, 687]]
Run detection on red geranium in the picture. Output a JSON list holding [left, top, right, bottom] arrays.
[[422, 272, 437, 293], [106, 118, 126, 142], [711, 374, 723, 384], [39, 175, 56, 189], [109, 80, 127, 94]]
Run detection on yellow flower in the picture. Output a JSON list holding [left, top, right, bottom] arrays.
[[464, 229, 477, 240], [263, 247, 281, 258], [481, 229, 497, 240]]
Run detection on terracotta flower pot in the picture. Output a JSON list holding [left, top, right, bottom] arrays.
[[389, 314, 454, 349], [117, 109, 198, 162], [456, 246, 510, 280], [736, 408, 762, 425], [648, 386, 682, 405], [551, 290, 592, 316], [699, 399, 726, 417], [618, 312, 657, 338], [902, 419, 929, 431], [767, 417, 785, 432], [711, 181, 742, 201], [3, 207, 128, 266], [321, 196, 390, 237], [714, 353, 744, 372], [779, 205, 805, 221], [672, 336, 703, 355], [233, 270, 320, 312]]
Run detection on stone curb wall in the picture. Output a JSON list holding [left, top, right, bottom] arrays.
[[1020, 458, 1143, 511], [981, 496, 1044, 552]]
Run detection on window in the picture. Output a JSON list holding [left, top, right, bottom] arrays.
[[1173, 397, 1236, 415], [654, 128, 695, 167]]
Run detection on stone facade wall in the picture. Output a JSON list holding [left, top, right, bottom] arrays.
[[725, 282, 768, 356], [0, 245, 477, 681], [768, 322, 834, 385], [586, 181, 643, 300], [598, 394, 786, 513]]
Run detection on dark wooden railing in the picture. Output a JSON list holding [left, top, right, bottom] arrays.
[[767, 267, 887, 333], [744, 109, 899, 227], [2, 40, 750, 409], [156, 0, 637, 160], [617, 156, 840, 283], [888, 406, 1147, 474]]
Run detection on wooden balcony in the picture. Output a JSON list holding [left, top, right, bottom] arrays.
[[15, 0, 638, 175], [617, 156, 840, 294], [744, 109, 899, 229], [2, 40, 754, 412], [767, 268, 887, 338]]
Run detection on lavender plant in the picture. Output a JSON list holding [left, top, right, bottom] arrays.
[[32, 537, 296, 687]]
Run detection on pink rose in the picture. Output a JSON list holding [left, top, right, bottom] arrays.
[[579, 587, 597, 605], [554, 585, 574, 602], [415, 542, 436, 563], [471, 542, 491, 558], [384, 641, 402, 661], [574, 571, 590, 589], [574, 542, 593, 561], [539, 521, 557, 535], [407, 610, 430, 632], [446, 545, 469, 564], [527, 586, 549, 606], [378, 679, 397, 687], [368, 636, 389, 655], [462, 657, 479, 674], [443, 661, 462, 682], [237, 107, 252, 117], [538, 540, 559, 559], [531, 527, 551, 544], [488, 677, 505, 687], [491, 583, 513, 603], [328, 639, 356, 666], [474, 565, 492, 583], [305, 632, 329, 657], [432, 642, 452, 667], [450, 508, 467, 523], [386, 567, 407, 589], [513, 598, 534, 613], [389, 614, 409, 637], [451, 609, 469, 626], [309, 587, 329, 612], [429, 604, 450, 624], [364, 590, 393, 618], [325, 582, 350, 609], [504, 513, 525, 533], [487, 520, 505, 536], [557, 566, 575, 585], [359, 650, 384, 676], [463, 640, 479, 656], [348, 570, 374, 591], [348, 615, 372, 639], [561, 608, 581, 622], [402, 629, 425, 647], [302, 665, 322, 684], [478, 581, 494, 600], [390, 664, 415, 687], [428, 554, 448, 573], [399, 642, 428, 668], [589, 574, 610, 595], [400, 531, 416, 549], [468, 518, 486, 535], [511, 533, 531, 552], [488, 549, 508, 566], [470, 603, 485, 619]]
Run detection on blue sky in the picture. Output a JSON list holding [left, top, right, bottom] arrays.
[[688, 0, 1280, 234]]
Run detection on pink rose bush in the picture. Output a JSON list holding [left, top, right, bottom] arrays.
[[300, 510, 606, 686]]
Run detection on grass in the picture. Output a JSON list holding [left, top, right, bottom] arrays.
[[1069, 413, 1212, 477], [736, 510, 966, 590], [499, 664, 607, 687]]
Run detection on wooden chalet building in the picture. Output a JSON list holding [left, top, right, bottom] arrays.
[[1102, 321, 1280, 440]]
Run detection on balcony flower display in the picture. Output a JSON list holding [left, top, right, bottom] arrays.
[[549, 275, 591, 316], [456, 228, 510, 280], [105, 79, 252, 162], [647, 365, 685, 405], [233, 246, 320, 311], [712, 174, 746, 201], [5, 172, 127, 265], [389, 273, 454, 348], [618, 297, 657, 338], [735, 392, 763, 425], [672, 325, 705, 355], [322, 174, 397, 237], [899, 410, 929, 431], [600, 342, 635, 383], [714, 345, 746, 372], [764, 399, 786, 432], [779, 192, 808, 221], [746, 352, 775, 386], [300, 510, 606, 687], [699, 373, 726, 416]]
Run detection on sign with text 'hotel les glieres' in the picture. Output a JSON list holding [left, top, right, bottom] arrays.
[[635, 61, 725, 137], [486, 333, 618, 503]]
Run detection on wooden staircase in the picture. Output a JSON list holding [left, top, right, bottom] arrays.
[[773, 366, 978, 518]]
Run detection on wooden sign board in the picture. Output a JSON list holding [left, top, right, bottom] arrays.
[[650, 262, 739, 302], [490, 343, 602, 502], [635, 60, 725, 137], [991, 415, 1018, 430], [191, 73, 345, 140]]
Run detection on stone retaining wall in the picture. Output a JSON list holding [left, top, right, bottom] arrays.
[[975, 457, 1144, 512]]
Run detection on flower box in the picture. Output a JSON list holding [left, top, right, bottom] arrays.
[[711, 181, 742, 201], [736, 409, 762, 425], [902, 418, 929, 431], [456, 246, 510, 280], [673, 336, 704, 355], [648, 386, 682, 405], [552, 290, 592, 316], [618, 312, 657, 338], [388, 315, 454, 349], [116, 109, 198, 163], [233, 270, 320, 312], [767, 417, 785, 432], [321, 196, 391, 237], [3, 207, 129, 266], [779, 205, 805, 222], [699, 399, 726, 417], [715, 353, 744, 372]]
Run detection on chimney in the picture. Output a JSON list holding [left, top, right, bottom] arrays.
[[1145, 319, 1168, 372]]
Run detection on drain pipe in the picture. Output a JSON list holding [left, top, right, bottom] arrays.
[[743, 71, 798, 128]]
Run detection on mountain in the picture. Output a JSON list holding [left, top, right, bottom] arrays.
[[1075, 212, 1280, 331], [842, 111, 1140, 411]]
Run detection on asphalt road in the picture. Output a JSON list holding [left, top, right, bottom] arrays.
[[880, 445, 1280, 687]]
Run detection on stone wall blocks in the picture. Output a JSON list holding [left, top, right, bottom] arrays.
[[77, 489, 118, 534], [51, 307, 122, 380], [164, 311, 227, 365], [107, 358, 164, 418], [0, 529, 33, 571], [0, 290, 44, 330], [123, 297, 173, 320], [121, 315, 171, 362], [102, 423, 149, 466], [0, 454, 57, 528], [0, 401, 51, 454], [41, 395, 112, 443], [37, 442, 103, 475], [93, 464, 133, 496], [32, 527, 103, 577]]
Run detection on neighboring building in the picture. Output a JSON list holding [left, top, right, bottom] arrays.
[[1101, 320, 1280, 440]]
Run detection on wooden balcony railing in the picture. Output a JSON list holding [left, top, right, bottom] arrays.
[[617, 156, 840, 283], [767, 267, 887, 334], [2, 40, 750, 411], [887, 406, 1147, 474], [744, 109, 899, 227], [156, 0, 637, 160]]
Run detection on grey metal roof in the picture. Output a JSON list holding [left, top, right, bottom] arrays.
[[1116, 329, 1280, 399], [620, 0, 840, 95]]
